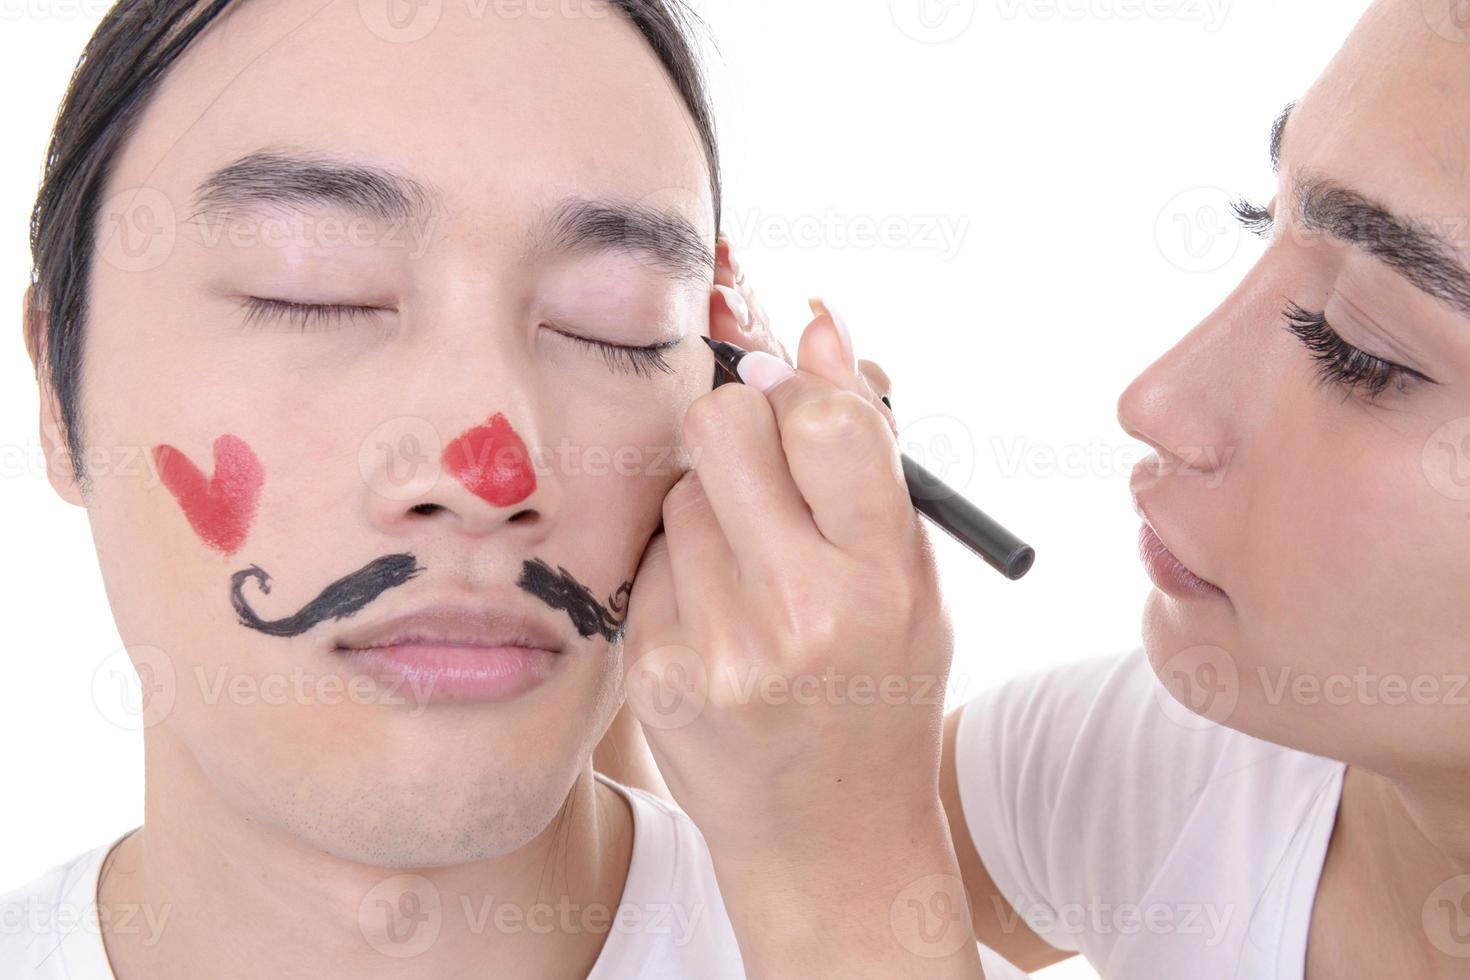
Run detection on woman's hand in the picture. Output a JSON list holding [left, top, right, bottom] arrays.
[[619, 238, 984, 976]]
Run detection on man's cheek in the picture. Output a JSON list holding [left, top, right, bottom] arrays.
[[151, 433, 265, 555]]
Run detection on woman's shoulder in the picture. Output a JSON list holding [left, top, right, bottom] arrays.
[[953, 648, 1344, 973]]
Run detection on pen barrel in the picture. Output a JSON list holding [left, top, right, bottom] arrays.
[[900, 453, 1035, 580]]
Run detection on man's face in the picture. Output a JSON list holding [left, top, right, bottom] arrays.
[[63, 0, 715, 866], [1119, 0, 1470, 776]]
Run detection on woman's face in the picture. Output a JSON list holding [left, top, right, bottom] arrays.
[[52, 0, 716, 866], [1119, 0, 1470, 778]]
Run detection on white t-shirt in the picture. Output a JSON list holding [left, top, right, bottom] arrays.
[[0, 771, 1031, 979], [955, 648, 1346, 979], [0, 772, 744, 979]]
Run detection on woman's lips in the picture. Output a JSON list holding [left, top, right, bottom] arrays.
[[1136, 521, 1227, 601], [337, 641, 560, 704]]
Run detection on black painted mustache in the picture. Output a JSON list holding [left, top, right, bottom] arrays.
[[517, 558, 631, 643], [231, 554, 423, 638]]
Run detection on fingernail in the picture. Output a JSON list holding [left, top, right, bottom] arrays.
[[736, 350, 796, 392], [809, 297, 857, 371], [713, 284, 750, 330], [717, 235, 745, 284]]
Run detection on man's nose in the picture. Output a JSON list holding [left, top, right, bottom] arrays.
[[360, 409, 562, 541]]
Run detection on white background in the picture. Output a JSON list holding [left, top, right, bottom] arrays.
[[0, 1, 1368, 977]]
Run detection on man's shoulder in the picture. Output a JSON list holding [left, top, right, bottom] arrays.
[[0, 833, 127, 980]]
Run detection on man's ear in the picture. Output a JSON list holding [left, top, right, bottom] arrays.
[[23, 284, 86, 507]]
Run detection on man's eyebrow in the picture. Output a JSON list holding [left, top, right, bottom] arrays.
[[188, 147, 714, 283], [1294, 173, 1470, 319], [1269, 102, 1293, 175], [189, 147, 440, 225], [525, 196, 714, 284]]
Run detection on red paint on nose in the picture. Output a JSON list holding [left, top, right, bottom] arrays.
[[152, 434, 264, 555], [442, 413, 537, 507]]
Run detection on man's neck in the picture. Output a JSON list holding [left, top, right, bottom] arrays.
[[97, 738, 635, 980]]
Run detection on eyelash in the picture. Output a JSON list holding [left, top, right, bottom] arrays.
[[550, 328, 680, 379], [241, 297, 388, 331], [1281, 301, 1429, 399], [1231, 198, 1274, 238], [240, 297, 678, 378], [1231, 199, 1432, 400]]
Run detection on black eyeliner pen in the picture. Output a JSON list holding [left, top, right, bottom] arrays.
[[700, 336, 1036, 581]]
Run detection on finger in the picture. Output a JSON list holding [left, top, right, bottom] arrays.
[[659, 469, 740, 623], [799, 299, 868, 399], [710, 241, 792, 367], [681, 382, 824, 577], [858, 358, 891, 401], [857, 358, 899, 437], [623, 530, 681, 655], [755, 365, 915, 556]]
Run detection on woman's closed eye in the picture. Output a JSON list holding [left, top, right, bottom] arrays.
[[1282, 301, 1437, 400], [239, 297, 681, 379]]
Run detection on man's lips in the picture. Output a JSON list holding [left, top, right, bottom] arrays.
[[333, 602, 567, 704]]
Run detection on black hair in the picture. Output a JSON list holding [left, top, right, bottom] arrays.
[[25, 0, 722, 491]]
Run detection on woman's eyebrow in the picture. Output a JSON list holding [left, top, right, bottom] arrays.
[[1294, 173, 1470, 320], [1267, 106, 1470, 320], [187, 146, 714, 283]]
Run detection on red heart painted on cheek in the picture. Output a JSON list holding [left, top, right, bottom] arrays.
[[152, 435, 265, 556], [442, 413, 537, 508]]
